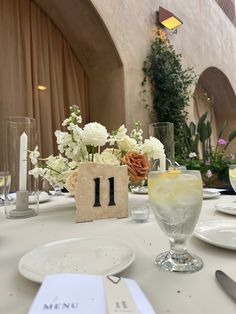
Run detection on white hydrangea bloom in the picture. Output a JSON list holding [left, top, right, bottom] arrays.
[[46, 155, 68, 174], [189, 152, 197, 158], [130, 125, 143, 144], [54, 131, 71, 154], [142, 136, 164, 159], [62, 118, 70, 126], [100, 150, 120, 166], [28, 167, 45, 178], [108, 125, 127, 145], [68, 160, 79, 169], [29, 146, 40, 165], [116, 125, 127, 139], [117, 135, 138, 152], [82, 122, 108, 147], [67, 123, 82, 133], [93, 150, 120, 166]]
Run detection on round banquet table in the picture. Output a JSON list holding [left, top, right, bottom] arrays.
[[0, 192, 236, 314]]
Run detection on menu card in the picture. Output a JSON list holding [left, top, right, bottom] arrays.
[[28, 274, 156, 314]]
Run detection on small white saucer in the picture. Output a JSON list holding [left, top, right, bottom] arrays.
[[194, 220, 236, 249], [131, 186, 148, 194], [203, 189, 221, 199], [215, 202, 236, 216]]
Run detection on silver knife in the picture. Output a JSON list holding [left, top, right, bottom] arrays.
[[215, 270, 236, 301]]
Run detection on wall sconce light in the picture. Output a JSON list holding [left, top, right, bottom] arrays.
[[37, 85, 47, 91], [157, 6, 183, 31]]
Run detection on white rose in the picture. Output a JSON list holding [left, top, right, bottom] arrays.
[[117, 135, 138, 152], [142, 136, 164, 159], [82, 122, 108, 147]]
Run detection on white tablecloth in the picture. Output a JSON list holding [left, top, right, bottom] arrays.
[[1, 193, 236, 313]]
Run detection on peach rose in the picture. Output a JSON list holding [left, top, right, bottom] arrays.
[[123, 151, 149, 182], [65, 170, 79, 195]]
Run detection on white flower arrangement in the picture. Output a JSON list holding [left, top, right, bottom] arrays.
[[29, 105, 165, 193]]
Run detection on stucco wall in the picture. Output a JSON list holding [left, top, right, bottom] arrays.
[[91, 0, 236, 138]]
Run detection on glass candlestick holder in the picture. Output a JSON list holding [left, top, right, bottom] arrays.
[[4, 117, 39, 218], [149, 122, 175, 167]]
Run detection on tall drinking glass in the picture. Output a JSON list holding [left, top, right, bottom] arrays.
[[148, 169, 203, 273], [149, 122, 175, 167]]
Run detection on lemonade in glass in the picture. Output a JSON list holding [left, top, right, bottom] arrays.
[[0, 172, 11, 205], [148, 169, 203, 273], [229, 165, 236, 191]]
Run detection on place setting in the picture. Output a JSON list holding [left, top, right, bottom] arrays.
[[213, 165, 236, 216], [18, 236, 136, 284], [194, 220, 236, 250]]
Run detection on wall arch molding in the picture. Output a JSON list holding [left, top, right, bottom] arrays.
[[194, 66, 236, 151]]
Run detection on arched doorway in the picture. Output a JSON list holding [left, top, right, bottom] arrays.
[[34, 0, 125, 132], [194, 66, 236, 153]]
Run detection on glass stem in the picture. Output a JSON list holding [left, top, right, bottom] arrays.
[[169, 238, 188, 258]]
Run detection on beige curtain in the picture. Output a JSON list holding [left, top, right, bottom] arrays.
[[0, 0, 88, 169]]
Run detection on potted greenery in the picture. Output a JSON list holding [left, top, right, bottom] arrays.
[[142, 31, 196, 157], [179, 111, 236, 188]]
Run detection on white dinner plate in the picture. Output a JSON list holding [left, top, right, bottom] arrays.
[[194, 220, 236, 250], [131, 186, 148, 194], [9, 191, 50, 204], [18, 237, 135, 283], [215, 202, 236, 216], [29, 192, 50, 204]]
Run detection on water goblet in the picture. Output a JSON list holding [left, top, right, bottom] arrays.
[[0, 171, 11, 206], [148, 169, 203, 273]]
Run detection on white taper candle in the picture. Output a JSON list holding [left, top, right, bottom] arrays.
[[19, 132, 28, 191]]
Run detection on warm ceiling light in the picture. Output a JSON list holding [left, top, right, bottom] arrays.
[[37, 85, 47, 91], [158, 6, 183, 30]]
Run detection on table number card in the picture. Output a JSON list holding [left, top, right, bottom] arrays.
[[74, 163, 129, 223]]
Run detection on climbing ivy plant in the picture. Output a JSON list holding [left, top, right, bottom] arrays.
[[142, 31, 196, 157]]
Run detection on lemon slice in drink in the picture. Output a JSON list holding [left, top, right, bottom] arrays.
[[148, 169, 181, 189], [229, 168, 236, 178], [148, 172, 201, 203]]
